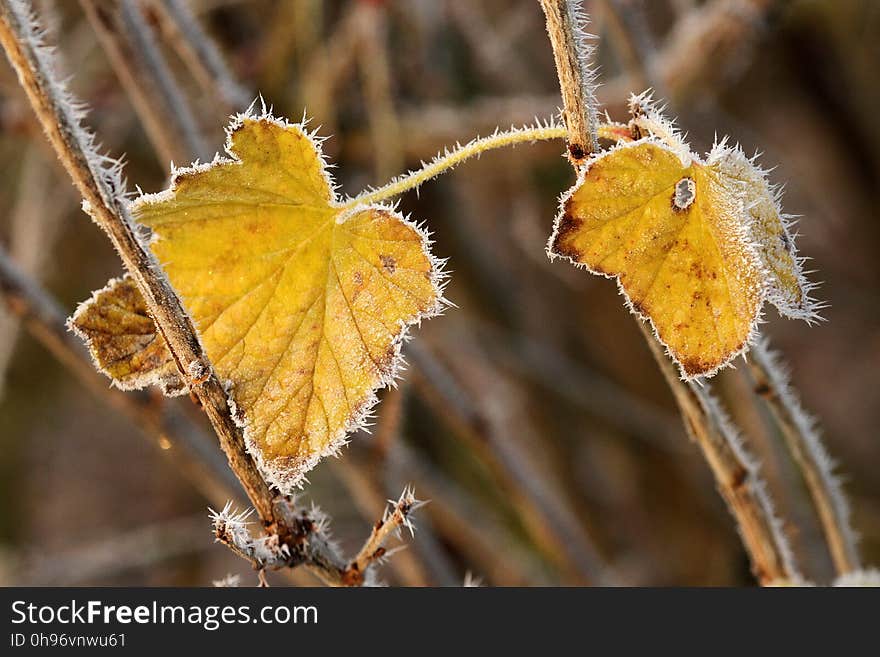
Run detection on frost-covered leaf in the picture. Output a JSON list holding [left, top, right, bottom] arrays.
[[69, 274, 185, 396], [80, 110, 444, 491], [548, 99, 817, 378]]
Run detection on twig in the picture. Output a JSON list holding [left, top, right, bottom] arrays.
[[79, 0, 209, 164], [330, 457, 434, 586], [537, 0, 599, 161], [639, 323, 802, 584], [148, 0, 250, 111], [748, 338, 860, 576], [0, 0, 278, 528], [344, 487, 425, 586]]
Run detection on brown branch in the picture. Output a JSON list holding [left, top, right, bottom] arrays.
[[0, 246, 244, 507], [343, 487, 425, 586], [538, 0, 599, 161], [748, 339, 860, 576], [0, 0, 278, 528], [639, 323, 801, 584]]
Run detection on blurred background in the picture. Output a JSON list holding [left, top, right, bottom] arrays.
[[0, 0, 878, 586]]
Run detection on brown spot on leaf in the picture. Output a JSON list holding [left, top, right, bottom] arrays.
[[680, 356, 710, 377], [551, 212, 584, 259], [379, 254, 396, 275]]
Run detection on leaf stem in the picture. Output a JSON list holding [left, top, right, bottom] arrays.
[[343, 124, 566, 208], [343, 122, 630, 209]]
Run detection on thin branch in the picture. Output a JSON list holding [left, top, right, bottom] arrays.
[[407, 340, 615, 585], [148, 0, 250, 111], [0, 246, 242, 508], [79, 0, 209, 164], [748, 338, 860, 576], [344, 487, 426, 586], [330, 460, 432, 586], [639, 323, 802, 584], [0, 0, 279, 527], [537, 0, 599, 161]]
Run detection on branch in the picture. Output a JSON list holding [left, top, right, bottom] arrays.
[[748, 338, 860, 576], [639, 323, 802, 584], [537, 0, 600, 161], [79, 0, 209, 164], [344, 487, 426, 586], [148, 0, 250, 112], [0, 0, 279, 529], [211, 487, 426, 587]]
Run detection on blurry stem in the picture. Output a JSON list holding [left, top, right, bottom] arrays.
[[639, 323, 801, 584], [389, 442, 549, 585], [0, 247, 243, 508], [355, 2, 403, 181], [0, 0, 279, 530], [597, 0, 666, 97], [538, 0, 599, 161], [748, 339, 860, 576], [80, 0, 209, 164], [148, 0, 250, 112], [407, 341, 614, 585]]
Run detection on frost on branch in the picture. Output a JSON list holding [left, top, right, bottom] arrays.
[[547, 92, 820, 379], [209, 502, 291, 570], [212, 574, 241, 588], [344, 486, 427, 586]]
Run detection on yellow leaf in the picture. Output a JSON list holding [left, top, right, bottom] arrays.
[[548, 133, 815, 379], [708, 147, 816, 318], [129, 112, 444, 490], [69, 274, 185, 396]]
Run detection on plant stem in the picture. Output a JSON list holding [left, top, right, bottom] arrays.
[[343, 124, 566, 208], [640, 323, 801, 584], [80, 0, 209, 164], [538, 0, 600, 161], [0, 0, 279, 528], [0, 246, 243, 508], [148, 0, 250, 112], [748, 339, 860, 576], [343, 122, 630, 209]]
